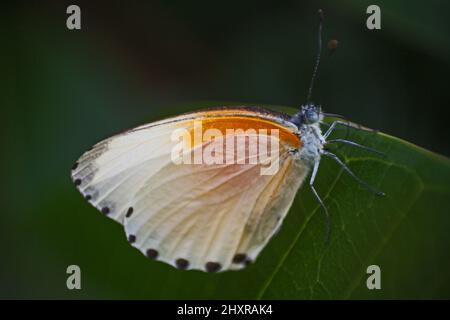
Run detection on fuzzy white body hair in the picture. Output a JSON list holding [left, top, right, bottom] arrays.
[[294, 119, 325, 165]]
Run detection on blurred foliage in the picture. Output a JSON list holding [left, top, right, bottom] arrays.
[[2, 0, 450, 298]]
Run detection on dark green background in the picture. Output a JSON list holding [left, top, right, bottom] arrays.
[[2, 1, 450, 299]]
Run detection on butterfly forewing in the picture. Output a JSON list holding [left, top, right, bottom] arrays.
[[71, 107, 306, 272]]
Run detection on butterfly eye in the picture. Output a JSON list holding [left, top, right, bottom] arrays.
[[305, 109, 319, 124]]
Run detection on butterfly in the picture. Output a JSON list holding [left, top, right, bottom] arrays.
[[71, 10, 385, 273]]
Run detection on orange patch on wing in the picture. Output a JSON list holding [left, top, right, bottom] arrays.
[[185, 116, 301, 149]]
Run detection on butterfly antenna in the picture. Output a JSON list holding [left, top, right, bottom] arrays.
[[306, 9, 324, 103]]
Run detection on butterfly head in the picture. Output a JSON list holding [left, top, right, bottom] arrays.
[[290, 103, 322, 128], [302, 103, 321, 124]]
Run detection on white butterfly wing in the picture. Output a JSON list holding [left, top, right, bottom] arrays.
[[72, 121, 178, 222], [71, 108, 307, 272]]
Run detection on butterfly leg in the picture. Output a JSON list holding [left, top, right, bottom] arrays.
[[323, 120, 378, 139], [320, 121, 350, 131], [322, 150, 385, 196], [325, 139, 386, 157], [309, 159, 331, 243]]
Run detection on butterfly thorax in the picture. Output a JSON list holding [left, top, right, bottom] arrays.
[[293, 121, 324, 165]]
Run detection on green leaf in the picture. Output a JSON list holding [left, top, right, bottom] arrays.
[[30, 104, 450, 299]]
